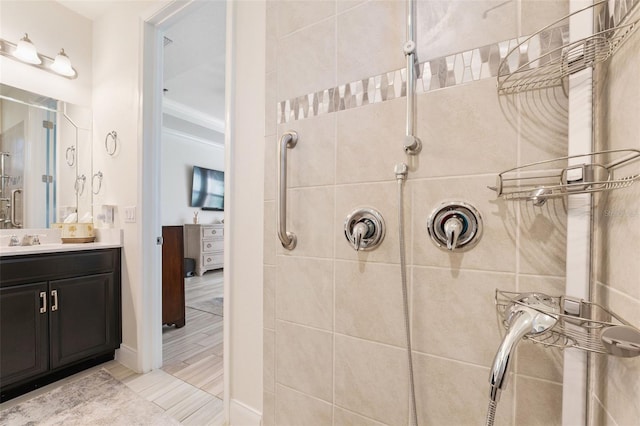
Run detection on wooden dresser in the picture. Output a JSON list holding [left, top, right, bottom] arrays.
[[184, 223, 224, 276], [162, 226, 185, 328]]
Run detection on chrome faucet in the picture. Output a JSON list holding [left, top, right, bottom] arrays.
[[488, 293, 558, 404], [19, 234, 41, 246]]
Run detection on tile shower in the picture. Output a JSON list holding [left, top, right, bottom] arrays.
[[263, 1, 639, 425]]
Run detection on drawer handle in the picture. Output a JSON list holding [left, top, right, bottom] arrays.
[[212, 230, 217, 235], [39, 291, 47, 314], [51, 290, 58, 311]]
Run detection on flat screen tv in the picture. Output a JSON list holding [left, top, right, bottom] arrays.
[[190, 166, 224, 211]]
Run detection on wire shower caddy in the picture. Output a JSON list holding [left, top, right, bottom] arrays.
[[487, 149, 640, 205], [497, 1, 640, 94], [495, 290, 640, 358]]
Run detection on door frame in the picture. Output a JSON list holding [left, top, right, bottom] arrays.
[[139, 0, 233, 420]]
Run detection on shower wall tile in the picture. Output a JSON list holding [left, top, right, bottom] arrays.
[[264, 328, 275, 393], [412, 267, 516, 366], [411, 176, 517, 273], [276, 256, 333, 331], [264, 201, 276, 266], [334, 181, 407, 264], [278, 113, 336, 188], [275, 384, 333, 426], [277, 19, 336, 102], [265, 73, 277, 138], [335, 334, 409, 425], [276, 0, 336, 39], [517, 86, 569, 165], [276, 320, 333, 402], [414, 353, 514, 426], [266, 5, 277, 75], [415, 0, 517, 61], [413, 78, 518, 178], [337, 0, 405, 84], [333, 407, 387, 426], [335, 260, 405, 347], [278, 186, 334, 259], [264, 135, 276, 201], [514, 376, 563, 426], [515, 275, 565, 382], [263, 391, 275, 426], [520, 0, 569, 36], [335, 97, 405, 184], [337, 0, 367, 13], [264, 265, 276, 330], [597, 182, 640, 300], [517, 199, 567, 277]]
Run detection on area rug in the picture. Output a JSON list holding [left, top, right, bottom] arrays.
[[187, 297, 223, 316], [0, 369, 180, 426]]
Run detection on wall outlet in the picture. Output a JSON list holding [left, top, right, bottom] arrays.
[[124, 206, 136, 223]]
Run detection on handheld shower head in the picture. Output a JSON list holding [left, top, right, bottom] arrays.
[[488, 293, 559, 403]]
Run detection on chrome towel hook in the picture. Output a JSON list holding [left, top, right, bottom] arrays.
[[74, 174, 86, 196], [65, 146, 75, 166], [92, 171, 103, 195], [105, 131, 118, 156]]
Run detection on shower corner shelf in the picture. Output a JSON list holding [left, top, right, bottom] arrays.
[[487, 149, 640, 205], [496, 0, 640, 95], [495, 289, 640, 358]]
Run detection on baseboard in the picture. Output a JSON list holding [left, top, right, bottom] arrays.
[[115, 344, 139, 372], [230, 399, 262, 426]]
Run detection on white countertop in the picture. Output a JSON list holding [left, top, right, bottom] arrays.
[[0, 228, 123, 257]]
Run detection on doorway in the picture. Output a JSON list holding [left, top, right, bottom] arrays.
[[141, 0, 229, 422]]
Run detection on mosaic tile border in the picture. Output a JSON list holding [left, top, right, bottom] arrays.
[[277, 35, 533, 124], [277, 0, 640, 124]]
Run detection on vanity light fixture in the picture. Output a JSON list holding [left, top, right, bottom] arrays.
[[51, 49, 76, 77], [0, 34, 78, 79], [14, 33, 40, 64]]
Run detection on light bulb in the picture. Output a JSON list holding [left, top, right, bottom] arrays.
[[51, 49, 76, 77], [13, 33, 41, 64]]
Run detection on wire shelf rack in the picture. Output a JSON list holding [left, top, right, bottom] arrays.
[[495, 289, 640, 357], [487, 149, 640, 205], [497, 1, 639, 94]]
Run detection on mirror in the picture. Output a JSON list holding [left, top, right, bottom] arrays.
[[0, 84, 92, 228]]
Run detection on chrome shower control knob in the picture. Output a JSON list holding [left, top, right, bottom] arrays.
[[344, 207, 385, 251], [427, 201, 482, 252]]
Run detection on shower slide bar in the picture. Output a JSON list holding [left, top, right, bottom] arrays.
[[277, 131, 298, 250], [403, 0, 421, 156]]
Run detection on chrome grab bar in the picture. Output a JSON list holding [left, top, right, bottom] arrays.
[[277, 131, 298, 250], [10, 188, 22, 228]]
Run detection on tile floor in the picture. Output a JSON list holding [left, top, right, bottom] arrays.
[[0, 270, 225, 425]]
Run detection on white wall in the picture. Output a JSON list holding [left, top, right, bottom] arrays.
[[161, 128, 224, 226], [0, 1, 92, 107], [227, 1, 266, 423]]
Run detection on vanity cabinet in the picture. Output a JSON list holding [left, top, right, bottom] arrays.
[[0, 248, 121, 401], [184, 224, 224, 276]]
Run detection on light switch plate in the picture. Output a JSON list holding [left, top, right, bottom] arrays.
[[124, 206, 136, 223]]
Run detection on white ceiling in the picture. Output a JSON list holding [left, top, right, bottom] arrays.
[[56, 0, 227, 135]]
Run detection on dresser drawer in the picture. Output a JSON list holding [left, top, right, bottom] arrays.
[[202, 252, 223, 267], [201, 226, 223, 238], [201, 239, 223, 253]]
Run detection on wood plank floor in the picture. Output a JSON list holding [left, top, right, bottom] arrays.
[[0, 270, 225, 425]]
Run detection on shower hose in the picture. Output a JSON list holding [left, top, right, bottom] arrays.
[[396, 171, 418, 426]]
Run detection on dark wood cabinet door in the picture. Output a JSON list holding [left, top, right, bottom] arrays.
[[0, 282, 49, 386], [162, 226, 185, 327], [49, 273, 116, 369]]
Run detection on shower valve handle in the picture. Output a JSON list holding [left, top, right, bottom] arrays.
[[444, 216, 463, 251]]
